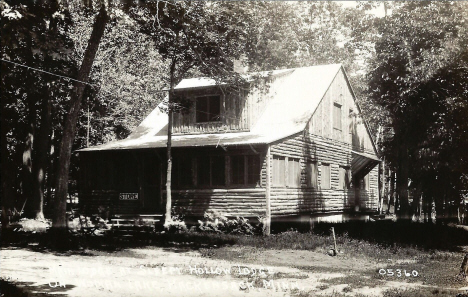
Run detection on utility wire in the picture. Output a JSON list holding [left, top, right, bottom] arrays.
[[1, 58, 169, 93], [2, 58, 101, 88], [1, 58, 243, 121]]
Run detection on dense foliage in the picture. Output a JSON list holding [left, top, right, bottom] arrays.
[[366, 1, 468, 221], [1, 1, 466, 225]]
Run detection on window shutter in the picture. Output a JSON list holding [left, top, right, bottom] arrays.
[[321, 164, 331, 189]]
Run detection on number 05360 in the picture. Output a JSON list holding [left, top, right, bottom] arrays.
[[378, 269, 418, 277]]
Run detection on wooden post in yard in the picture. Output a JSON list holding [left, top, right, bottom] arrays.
[[331, 227, 337, 251], [265, 146, 271, 235]]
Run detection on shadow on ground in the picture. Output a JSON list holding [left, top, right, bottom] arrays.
[[0, 280, 74, 297], [1, 221, 467, 256], [312, 221, 468, 252]]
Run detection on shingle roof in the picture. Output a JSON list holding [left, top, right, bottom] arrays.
[[79, 64, 342, 152]]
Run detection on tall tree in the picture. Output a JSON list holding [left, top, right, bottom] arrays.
[[1, 0, 76, 221], [53, 2, 109, 230], [129, 1, 250, 224], [366, 1, 468, 221]]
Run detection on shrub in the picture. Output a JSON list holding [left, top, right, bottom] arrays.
[[197, 211, 260, 235], [225, 217, 255, 235], [164, 218, 188, 234], [198, 211, 229, 233]]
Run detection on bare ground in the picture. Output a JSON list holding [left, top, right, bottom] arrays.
[[2, 244, 465, 297]]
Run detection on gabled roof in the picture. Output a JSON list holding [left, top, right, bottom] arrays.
[[79, 64, 343, 152]]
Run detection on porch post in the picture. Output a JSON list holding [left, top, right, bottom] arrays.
[[265, 145, 271, 235]]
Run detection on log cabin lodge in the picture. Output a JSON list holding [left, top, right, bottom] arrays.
[[78, 64, 380, 228]]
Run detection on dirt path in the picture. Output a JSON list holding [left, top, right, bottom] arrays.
[[0, 246, 439, 297]]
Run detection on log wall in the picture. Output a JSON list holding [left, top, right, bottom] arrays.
[[170, 188, 267, 218], [267, 133, 379, 216]]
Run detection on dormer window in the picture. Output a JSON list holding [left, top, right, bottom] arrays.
[[196, 95, 221, 123]]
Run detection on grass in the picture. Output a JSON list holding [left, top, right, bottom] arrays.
[[289, 287, 463, 297], [382, 287, 462, 297], [322, 273, 384, 289], [312, 221, 468, 251]]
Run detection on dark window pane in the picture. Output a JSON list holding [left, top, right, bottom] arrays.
[[231, 155, 245, 185], [196, 97, 209, 122], [196, 96, 221, 123], [208, 96, 220, 121], [198, 155, 210, 186], [173, 155, 192, 187], [144, 156, 159, 186], [211, 155, 225, 186], [247, 155, 260, 185], [179, 158, 192, 186]]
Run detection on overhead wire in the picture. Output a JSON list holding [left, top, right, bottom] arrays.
[[1, 58, 246, 122]]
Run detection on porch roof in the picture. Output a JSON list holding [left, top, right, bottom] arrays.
[[77, 131, 296, 151], [351, 150, 380, 178]]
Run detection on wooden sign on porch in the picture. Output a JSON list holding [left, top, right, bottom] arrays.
[[119, 193, 138, 200]]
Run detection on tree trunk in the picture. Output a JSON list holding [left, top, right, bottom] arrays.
[[412, 183, 422, 222], [387, 170, 396, 214], [53, 5, 108, 231], [31, 97, 51, 220], [396, 143, 410, 221], [22, 124, 34, 217], [46, 130, 55, 209], [165, 108, 173, 225], [378, 158, 385, 214], [423, 191, 433, 224], [1, 104, 16, 227], [164, 59, 177, 225]]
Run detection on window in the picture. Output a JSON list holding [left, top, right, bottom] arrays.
[[246, 155, 261, 185], [230, 155, 245, 185], [339, 166, 351, 189], [333, 103, 342, 130], [321, 163, 331, 189], [273, 156, 286, 186], [288, 158, 301, 187], [197, 155, 225, 186], [306, 161, 318, 188], [198, 156, 211, 186], [361, 174, 370, 191], [173, 155, 193, 187], [196, 95, 221, 122], [211, 156, 225, 186], [230, 155, 261, 186]]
